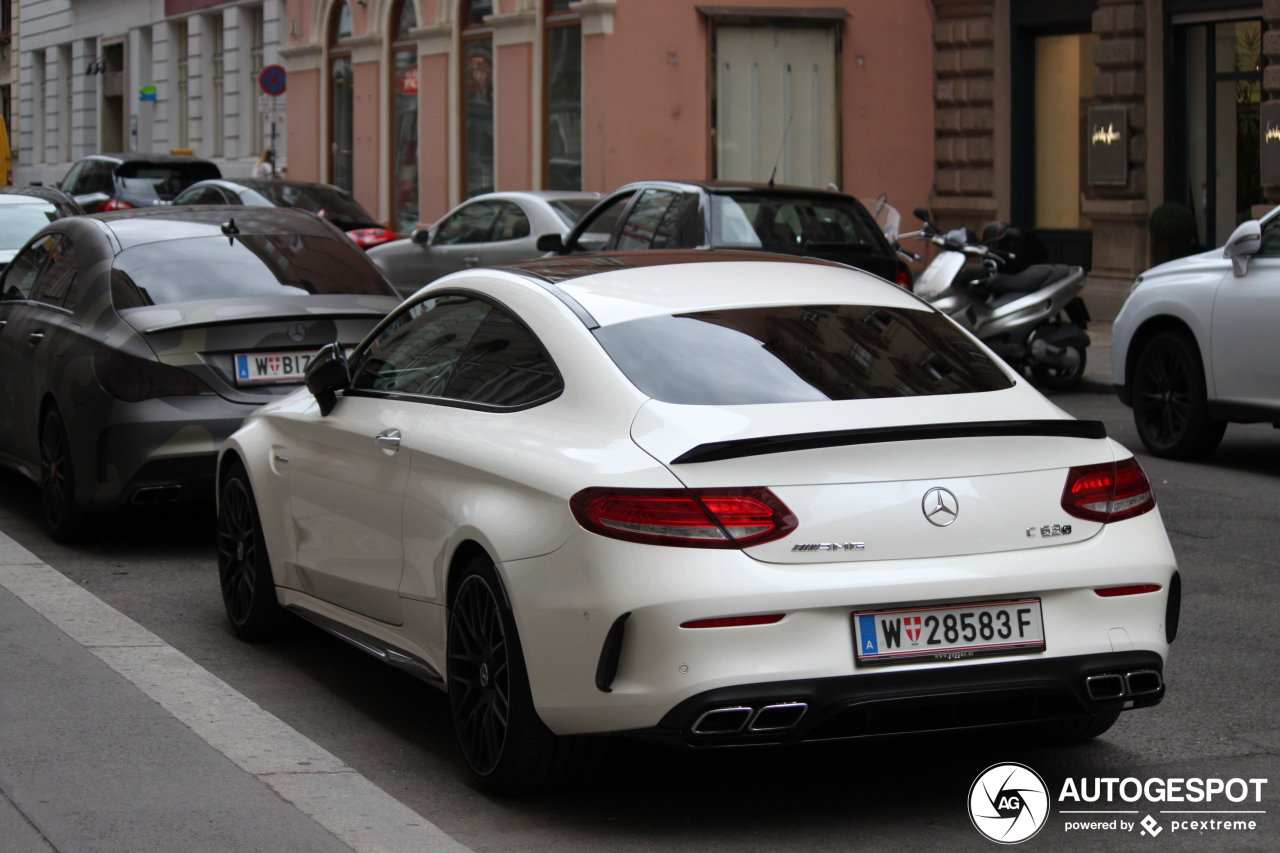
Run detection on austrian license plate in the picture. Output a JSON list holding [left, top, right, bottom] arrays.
[[234, 350, 317, 385], [853, 598, 1045, 667]]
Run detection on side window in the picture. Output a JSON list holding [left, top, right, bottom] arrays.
[[651, 193, 702, 249], [1, 236, 55, 301], [433, 202, 499, 245], [490, 202, 531, 241], [443, 306, 562, 407], [616, 189, 679, 250], [191, 187, 230, 205], [78, 161, 114, 195], [60, 162, 86, 194], [570, 191, 633, 252], [351, 295, 491, 396], [30, 236, 78, 308], [1258, 218, 1280, 257]]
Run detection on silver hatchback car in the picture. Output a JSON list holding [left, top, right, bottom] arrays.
[[367, 190, 600, 297]]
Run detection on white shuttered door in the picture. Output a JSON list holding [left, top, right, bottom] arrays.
[[716, 25, 838, 189]]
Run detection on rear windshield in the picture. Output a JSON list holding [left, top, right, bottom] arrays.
[[116, 163, 221, 201], [110, 234, 398, 307], [245, 183, 379, 229], [0, 204, 59, 250], [549, 198, 598, 227], [710, 194, 888, 257], [593, 305, 1013, 405]]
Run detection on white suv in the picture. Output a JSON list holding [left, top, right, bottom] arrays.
[[1112, 211, 1280, 459]]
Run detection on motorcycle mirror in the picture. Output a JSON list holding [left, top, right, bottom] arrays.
[[912, 206, 932, 224]]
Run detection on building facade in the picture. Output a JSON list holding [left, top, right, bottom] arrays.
[[2, 1, 18, 153], [279, 0, 939, 236], [16, 0, 287, 188]]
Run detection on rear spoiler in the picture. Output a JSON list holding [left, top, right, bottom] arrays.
[[670, 419, 1108, 465], [140, 310, 387, 334]]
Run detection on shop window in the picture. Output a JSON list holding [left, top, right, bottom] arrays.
[[391, 0, 419, 233], [546, 1, 582, 190], [329, 3, 354, 192], [461, 1, 494, 198]]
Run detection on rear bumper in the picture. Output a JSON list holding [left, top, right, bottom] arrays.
[[629, 650, 1163, 747]]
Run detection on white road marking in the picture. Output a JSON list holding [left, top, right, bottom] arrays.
[[0, 532, 473, 853]]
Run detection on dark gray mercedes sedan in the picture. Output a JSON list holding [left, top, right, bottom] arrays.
[[0, 206, 400, 541]]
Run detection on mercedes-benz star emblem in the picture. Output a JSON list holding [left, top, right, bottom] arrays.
[[922, 487, 959, 527], [287, 322, 306, 343]]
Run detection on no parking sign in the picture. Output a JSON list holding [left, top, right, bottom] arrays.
[[259, 65, 287, 97]]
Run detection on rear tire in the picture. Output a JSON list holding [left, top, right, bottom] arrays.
[[216, 461, 289, 640], [447, 554, 597, 795], [39, 406, 95, 543], [1132, 331, 1226, 459]]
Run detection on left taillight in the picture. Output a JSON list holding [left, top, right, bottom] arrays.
[[98, 199, 134, 212], [570, 487, 797, 549], [94, 348, 216, 402], [347, 227, 397, 249], [1061, 457, 1155, 523], [894, 260, 914, 290]]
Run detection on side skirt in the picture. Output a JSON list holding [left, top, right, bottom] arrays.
[[287, 603, 444, 685]]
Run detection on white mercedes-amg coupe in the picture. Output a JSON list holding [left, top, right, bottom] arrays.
[[216, 251, 1178, 793]]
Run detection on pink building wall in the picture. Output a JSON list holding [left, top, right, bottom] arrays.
[[284, 0, 936, 233]]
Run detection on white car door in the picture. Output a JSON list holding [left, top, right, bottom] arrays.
[[284, 295, 493, 624], [1211, 217, 1280, 409]]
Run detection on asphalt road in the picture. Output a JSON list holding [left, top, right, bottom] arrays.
[[1, 389, 1277, 852]]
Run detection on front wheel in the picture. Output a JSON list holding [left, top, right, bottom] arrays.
[[447, 555, 597, 794], [216, 461, 289, 640], [1131, 331, 1226, 459]]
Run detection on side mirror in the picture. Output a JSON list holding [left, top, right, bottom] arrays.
[[536, 233, 564, 253], [1224, 220, 1262, 276], [411, 228, 431, 246], [304, 343, 350, 416], [912, 206, 932, 225]]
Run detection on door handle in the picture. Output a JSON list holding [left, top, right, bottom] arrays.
[[375, 428, 402, 451], [463, 256, 480, 268], [27, 331, 44, 346]]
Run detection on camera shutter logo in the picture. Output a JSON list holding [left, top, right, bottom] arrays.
[[969, 763, 1050, 844]]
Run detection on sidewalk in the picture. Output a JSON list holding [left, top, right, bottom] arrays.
[[1080, 320, 1114, 394], [0, 533, 469, 853]]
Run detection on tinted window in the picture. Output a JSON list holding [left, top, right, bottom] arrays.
[[115, 162, 220, 201], [243, 182, 378, 228], [593, 305, 1013, 405], [79, 160, 115, 195], [443, 307, 561, 406], [710, 194, 887, 256], [1, 236, 53, 301], [549, 198, 596, 227], [435, 202, 499, 245], [60, 162, 85, 195], [30, 235, 77, 307], [570, 192, 632, 252], [616, 189, 677, 250], [110, 234, 398, 307], [616, 190, 701, 250], [175, 186, 230, 205], [0, 204, 60, 250], [352, 295, 491, 396], [490, 202, 531, 241]]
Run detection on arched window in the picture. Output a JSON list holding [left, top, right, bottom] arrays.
[[329, 2, 354, 191], [545, 0, 581, 189], [390, 0, 419, 232], [460, 0, 494, 197]]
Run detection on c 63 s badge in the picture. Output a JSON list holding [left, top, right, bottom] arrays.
[[1027, 524, 1072, 538], [792, 542, 865, 552]]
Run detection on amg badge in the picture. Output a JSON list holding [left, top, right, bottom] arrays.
[[792, 542, 866, 552]]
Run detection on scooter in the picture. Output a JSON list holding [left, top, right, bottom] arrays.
[[901, 208, 1091, 391]]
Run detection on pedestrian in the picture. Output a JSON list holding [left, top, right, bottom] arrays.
[[252, 148, 276, 179]]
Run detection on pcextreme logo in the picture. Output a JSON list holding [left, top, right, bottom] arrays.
[[970, 765, 1268, 843]]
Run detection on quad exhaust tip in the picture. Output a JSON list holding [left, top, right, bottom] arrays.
[[691, 702, 809, 736], [1085, 669, 1162, 701]]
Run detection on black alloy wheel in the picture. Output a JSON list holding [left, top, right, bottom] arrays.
[[446, 554, 598, 794], [449, 573, 511, 777], [39, 407, 93, 542], [1132, 331, 1226, 459], [216, 462, 288, 640]]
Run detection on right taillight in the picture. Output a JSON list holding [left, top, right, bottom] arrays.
[[1061, 457, 1155, 523], [94, 348, 216, 402], [570, 487, 797, 549]]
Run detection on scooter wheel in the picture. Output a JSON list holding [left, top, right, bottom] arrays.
[[1031, 348, 1086, 391]]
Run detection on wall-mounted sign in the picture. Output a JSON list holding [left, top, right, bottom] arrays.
[[139, 85, 156, 102], [1261, 101, 1280, 187], [1087, 106, 1128, 186]]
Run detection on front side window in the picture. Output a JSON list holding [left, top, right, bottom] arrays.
[[434, 201, 499, 245], [1, 235, 54, 301], [593, 304, 1013, 406], [110, 234, 398, 307], [353, 293, 562, 407], [30, 235, 77, 307], [569, 191, 633, 252], [615, 190, 702, 250]]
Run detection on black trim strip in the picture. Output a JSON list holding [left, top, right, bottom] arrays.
[[507, 272, 600, 329], [595, 612, 631, 693], [670, 419, 1108, 465]]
